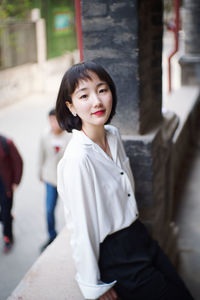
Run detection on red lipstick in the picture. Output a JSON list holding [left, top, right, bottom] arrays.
[[93, 110, 105, 116]]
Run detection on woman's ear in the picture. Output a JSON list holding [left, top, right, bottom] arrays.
[[65, 101, 77, 116], [65, 101, 73, 112]]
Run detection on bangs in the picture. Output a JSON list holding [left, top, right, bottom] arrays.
[[65, 61, 114, 97], [66, 67, 92, 95]]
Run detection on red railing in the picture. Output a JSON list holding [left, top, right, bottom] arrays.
[[75, 0, 84, 61], [167, 0, 180, 93]]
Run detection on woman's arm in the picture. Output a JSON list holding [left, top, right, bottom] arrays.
[[58, 154, 116, 299]]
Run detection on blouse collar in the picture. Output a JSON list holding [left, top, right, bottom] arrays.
[[72, 126, 117, 163]]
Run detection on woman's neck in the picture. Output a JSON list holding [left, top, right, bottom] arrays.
[[82, 125, 112, 159], [82, 125, 106, 149]]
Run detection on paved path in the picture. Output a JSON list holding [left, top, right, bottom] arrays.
[[0, 91, 65, 300]]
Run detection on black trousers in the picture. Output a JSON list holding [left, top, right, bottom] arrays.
[[99, 220, 194, 300], [0, 179, 13, 240]]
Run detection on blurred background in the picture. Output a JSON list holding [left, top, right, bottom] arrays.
[[0, 1, 78, 299], [0, 0, 200, 299]]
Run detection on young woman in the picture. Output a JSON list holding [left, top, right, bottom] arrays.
[[56, 61, 194, 300]]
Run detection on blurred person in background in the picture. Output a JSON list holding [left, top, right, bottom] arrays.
[[0, 135, 23, 253], [38, 108, 71, 252]]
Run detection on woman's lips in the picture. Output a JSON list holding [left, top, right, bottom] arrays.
[[93, 110, 105, 116]]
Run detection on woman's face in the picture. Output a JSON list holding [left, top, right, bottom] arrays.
[[67, 72, 113, 131]]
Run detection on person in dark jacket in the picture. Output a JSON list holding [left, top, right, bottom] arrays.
[[0, 135, 23, 253]]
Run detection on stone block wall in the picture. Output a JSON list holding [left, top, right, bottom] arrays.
[[172, 94, 200, 187], [123, 111, 179, 253], [179, 0, 200, 85], [179, 57, 200, 85], [138, 0, 163, 134], [182, 0, 200, 55], [82, 0, 163, 135], [82, 0, 139, 134]]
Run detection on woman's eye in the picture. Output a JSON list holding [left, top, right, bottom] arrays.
[[80, 94, 88, 99], [99, 88, 107, 93]]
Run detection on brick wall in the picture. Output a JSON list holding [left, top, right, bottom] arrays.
[[81, 0, 140, 134], [179, 0, 200, 85], [138, 0, 163, 134], [81, 0, 163, 135], [183, 0, 200, 55]]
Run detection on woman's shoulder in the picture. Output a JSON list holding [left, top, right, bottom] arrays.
[[105, 124, 119, 136], [105, 125, 122, 143], [59, 139, 91, 170]]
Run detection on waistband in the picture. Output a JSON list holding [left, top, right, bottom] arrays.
[[103, 219, 140, 243]]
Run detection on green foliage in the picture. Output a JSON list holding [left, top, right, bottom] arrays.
[[0, 0, 32, 20], [164, 0, 173, 14]]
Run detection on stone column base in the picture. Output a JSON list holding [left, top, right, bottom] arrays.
[[122, 112, 179, 264], [179, 55, 200, 86]]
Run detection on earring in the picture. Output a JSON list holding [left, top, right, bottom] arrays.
[[72, 112, 77, 117]]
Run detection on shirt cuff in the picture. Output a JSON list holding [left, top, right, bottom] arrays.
[[76, 276, 117, 299]]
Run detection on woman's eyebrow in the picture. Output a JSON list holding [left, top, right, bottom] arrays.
[[75, 87, 87, 95], [75, 82, 107, 94], [96, 82, 107, 87]]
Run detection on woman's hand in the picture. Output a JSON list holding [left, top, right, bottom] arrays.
[[99, 287, 118, 300]]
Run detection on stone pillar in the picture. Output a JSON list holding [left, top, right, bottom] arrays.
[[31, 9, 47, 64], [179, 0, 200, 85], [35, 19, 47, 64], [80, 0, 179, 261], [81, 0, 162, 135]]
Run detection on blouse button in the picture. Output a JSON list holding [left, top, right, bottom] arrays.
[[120, 172, 124, 175], [128, 193, 131, 197]]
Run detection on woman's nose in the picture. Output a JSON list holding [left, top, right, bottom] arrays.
[[93, 93, 102, 106]]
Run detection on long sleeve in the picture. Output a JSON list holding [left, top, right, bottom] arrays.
[[9, 140, 23, 185], [58, 154, 116, 299]]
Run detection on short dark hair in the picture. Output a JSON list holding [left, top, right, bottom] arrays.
[[56, 61, 117, 132]]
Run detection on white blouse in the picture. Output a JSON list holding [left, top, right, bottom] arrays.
[[57, 125, 139, 299]]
